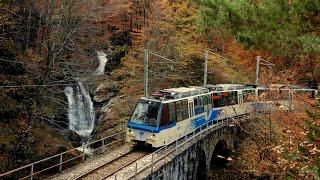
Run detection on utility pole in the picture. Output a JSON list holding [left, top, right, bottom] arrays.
[[255, 56, 275, 86], [144, 49, 149, 97], [255, 56, 260, 86], [143, 50, 177, 97], [203, 49, 229, 86], [204, 50, 208, 86], [288, 90, 293, 111]]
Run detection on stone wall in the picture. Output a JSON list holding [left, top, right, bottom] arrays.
[[144, 125, 240, 180]]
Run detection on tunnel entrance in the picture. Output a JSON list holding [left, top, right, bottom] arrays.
[[196, 150, 207, 180], [210, 140, 230, 169]]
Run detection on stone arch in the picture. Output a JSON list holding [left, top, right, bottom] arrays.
[[195, 150, 207, 180], [210, 140, 230, 169]]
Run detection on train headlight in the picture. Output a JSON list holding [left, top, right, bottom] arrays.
[[130, 131, 134, 135], [149, 134, 155, 139]]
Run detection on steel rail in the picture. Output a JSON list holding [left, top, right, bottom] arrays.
[[75, 150, 149, 179], [100, 151, 150, 180]]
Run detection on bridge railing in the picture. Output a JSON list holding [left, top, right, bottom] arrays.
[[123, 117, 239, 179], [0, 130, 126, 180]]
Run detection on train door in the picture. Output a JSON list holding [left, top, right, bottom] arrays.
[[203, 95, 208, 112], [238, 90, 243, 104], [188, 98, 195, 132], [188, 98, 194, 118]]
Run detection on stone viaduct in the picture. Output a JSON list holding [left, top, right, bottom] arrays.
[[142, 123, 242, 180]]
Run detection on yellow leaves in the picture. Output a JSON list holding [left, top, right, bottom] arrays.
[[26, 48, 42, 62], [167, 1, 198, 34], [272, 145, 284, 154]]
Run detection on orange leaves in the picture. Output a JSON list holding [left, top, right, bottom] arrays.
[[287, 77, 293, 82], [26, 48, 42, 62]]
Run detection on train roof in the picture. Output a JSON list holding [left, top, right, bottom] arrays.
[[160, 87, 199, 93], [149, 84, 255, 101], [204, 84, 253, 91]]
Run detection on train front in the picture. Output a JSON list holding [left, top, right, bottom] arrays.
[[126, 98, 161, 147]]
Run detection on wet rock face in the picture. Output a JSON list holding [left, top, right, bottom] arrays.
[[93, 97, 120, 137], [93, 81, 119, 103], [60, 129, 83, 147], [91, 79, 121, 137]]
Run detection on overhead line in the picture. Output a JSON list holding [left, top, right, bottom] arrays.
[[0, 58, 95, 68], [0, 58, 100, 74], [0, 82, 104, 88], [148, 51, 178, 63], [259, 57, 273, 65]]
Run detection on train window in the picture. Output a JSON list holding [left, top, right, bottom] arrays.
[[205, 95, 208, 104], [169, 102, 176, 123], [233, 91, 238, 104], [207, 95, 212, 109], [182, 100, 189, 119], [222, 92, 230, 106], [195, 96, 204, 115], [199, 96, 203, 106], [194, 97, 198, 106], [130, 100, 160, 127], [176, 101, 183, 122], [203, 95, 208, 111], [228, 91, 238, 105], [212, 93, 222, 107], [234, 91, 238, 104], [160, 104, 169, 127]]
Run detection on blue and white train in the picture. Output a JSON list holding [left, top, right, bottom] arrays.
[[126, 84, 257, 148]]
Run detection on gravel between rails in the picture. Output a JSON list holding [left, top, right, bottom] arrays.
[[47, 143, 134, 180], [79, 151, 149, 179]]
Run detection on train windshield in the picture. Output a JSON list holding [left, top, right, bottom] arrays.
[[130, 100, 161, 127]]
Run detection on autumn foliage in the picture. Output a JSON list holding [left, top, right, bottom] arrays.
[[1, 0, 320, 178]]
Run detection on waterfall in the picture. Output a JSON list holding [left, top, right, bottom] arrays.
[[64, 82, 95, 138], [94, 51, 108, 75]]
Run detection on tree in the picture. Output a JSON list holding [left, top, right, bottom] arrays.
[[0, 0, 103, 173], [196, 0, 320, 85], [278, 106, 320, 179], [35, 0, 100, 84]]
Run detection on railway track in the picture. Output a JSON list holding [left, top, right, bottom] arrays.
[[75, 150, 149, 180]]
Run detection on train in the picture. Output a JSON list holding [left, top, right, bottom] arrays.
[[126, 84, 260, 148]]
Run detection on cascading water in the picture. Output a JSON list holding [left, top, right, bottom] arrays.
[[64, 82, 95, 138], [94, 51, 108, 75], [64, 50, 111, 154]]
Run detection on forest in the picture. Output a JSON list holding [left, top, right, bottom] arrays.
[[0, 0, 319, 179]]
